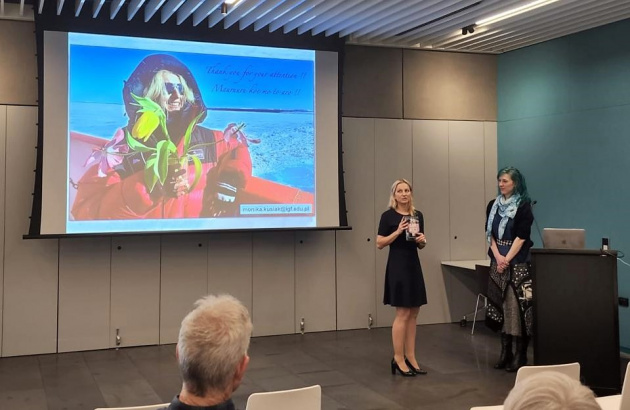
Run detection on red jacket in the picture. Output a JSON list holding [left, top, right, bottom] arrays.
[[72, 127, 252, 220]]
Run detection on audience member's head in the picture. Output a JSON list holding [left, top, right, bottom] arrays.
[[176, 294, 252, 406], [503, 371, 601, 410]]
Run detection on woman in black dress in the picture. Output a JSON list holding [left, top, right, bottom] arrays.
[[377, 179, 428, 377], [485, 167, 534, 373]]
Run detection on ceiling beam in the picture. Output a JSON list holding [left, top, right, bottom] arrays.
[[296, 0, 363, 35], [161, 0, 186, 22], [238, 0, 283, 30], [144, 0, 166, 21], [127, 0, 145, 20], [176, 0, 206, 24], [74, 0, 85, 16], [92, 0, 105, 18], [192, 0, 222, 26], [311, 0, 379, 36], [282, 0, 343, 34], [337, 0, 408, 38], [110, 0, 125, 19], [224, 0, 267, 29], [252, 0, 305, 31], [267, 0, 323, 33]]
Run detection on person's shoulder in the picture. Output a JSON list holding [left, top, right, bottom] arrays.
[[380, 208, 394, 217], [486, 198, 496, 213], [414, 209, 423, 218], [518, 200, 532, 211]]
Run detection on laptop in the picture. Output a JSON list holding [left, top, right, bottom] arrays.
[[542, 228, 586, 249]]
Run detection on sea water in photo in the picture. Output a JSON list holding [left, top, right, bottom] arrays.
[[69, 102, 314, 193]]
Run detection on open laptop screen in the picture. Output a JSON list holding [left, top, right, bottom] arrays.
[[542, 228, 586, 249]]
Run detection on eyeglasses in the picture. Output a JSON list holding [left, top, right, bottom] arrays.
[[165, 82, 184, 95]]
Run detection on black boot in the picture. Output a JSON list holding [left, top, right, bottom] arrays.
[[506, 336, 529, 372], [494, 333, 513, 369]]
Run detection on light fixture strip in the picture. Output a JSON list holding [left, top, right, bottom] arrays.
[[476, 0, 559, 26], [224, 0, 239, 4]]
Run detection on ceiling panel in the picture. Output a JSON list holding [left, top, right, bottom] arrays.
[[2, 0, 630, 53]]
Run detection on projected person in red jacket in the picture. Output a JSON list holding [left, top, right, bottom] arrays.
[[71, 54, 252, 220]]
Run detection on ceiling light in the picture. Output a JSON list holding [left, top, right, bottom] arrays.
[[221, 2, 228, 14], [476, 0, 559, 26], [462, 24, 475, 35], [224, 0, 240, 4]]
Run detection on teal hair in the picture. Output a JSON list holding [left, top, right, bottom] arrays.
[[497, 166, 531, 203]]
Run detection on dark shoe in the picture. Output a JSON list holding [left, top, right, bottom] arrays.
[[405, 357, 428, 375], [506, 336, 528, 372], [494, 333, 513, 369], [391, 358, 415, 377]]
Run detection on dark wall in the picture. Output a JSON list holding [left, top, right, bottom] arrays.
[[342, 45, 497, 121], [0, 21, 37, 105]]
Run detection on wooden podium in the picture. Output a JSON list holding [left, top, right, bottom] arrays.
[[531, 248, 620, 395]]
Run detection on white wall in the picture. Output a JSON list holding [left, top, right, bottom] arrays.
[[0, 106, 496, 356]]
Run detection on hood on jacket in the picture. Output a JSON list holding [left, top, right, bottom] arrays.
[[122, 54, 208, 132]]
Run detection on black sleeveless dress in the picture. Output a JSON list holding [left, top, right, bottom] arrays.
[[378, 208, 428, 307]]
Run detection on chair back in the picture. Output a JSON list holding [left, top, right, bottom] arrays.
[[475, 264, 490, 296], [94, 404, 169, 410], [619, 361, 630, 410], [245, 385, 321, 410], [515, 362, 580, 385]]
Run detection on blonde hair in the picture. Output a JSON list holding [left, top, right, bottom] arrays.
[[144, 69, 195, 112], [388, 179, 416, 216], [177, 294, 252, 397], [504, 371, 600, 410]]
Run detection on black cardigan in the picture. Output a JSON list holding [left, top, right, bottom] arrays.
[[486, 199, 534, 262]]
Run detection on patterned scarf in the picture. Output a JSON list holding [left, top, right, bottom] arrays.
[[486, 194, 521, 243]]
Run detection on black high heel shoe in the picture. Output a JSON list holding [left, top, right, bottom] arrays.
[[405, 357, 428, 375], [391, 358, 415, 377]]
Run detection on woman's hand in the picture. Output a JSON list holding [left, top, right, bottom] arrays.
[[496, 258, 510, 273], [397, 217, 409, 235], [415, 233, 427, 248]]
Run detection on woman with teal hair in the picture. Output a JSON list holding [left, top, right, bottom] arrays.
[[485, 166, 534, 373]]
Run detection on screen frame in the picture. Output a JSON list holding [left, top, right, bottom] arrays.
[[29, 8, 349, 238]]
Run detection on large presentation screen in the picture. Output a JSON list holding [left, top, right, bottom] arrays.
[[41, 32, 340, 235]]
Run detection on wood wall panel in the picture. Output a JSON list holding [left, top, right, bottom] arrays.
[[403, 50, 497, 121], [2, 106, 58, 356]]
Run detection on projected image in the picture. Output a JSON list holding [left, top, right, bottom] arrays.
[[67, 34, 315, 232]]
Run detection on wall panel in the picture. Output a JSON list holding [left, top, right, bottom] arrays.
[[2, 106, 58, 356], [403, 50, 497, 121], [111, 236, 161, 348], [0, 21, 36, 105], [484, 122, 498, 203], [252, 232, 295, 336], [448, 121, 487, 261], [295, 230, 336, 333], [58, 238, 110, 352], [0, 106, 6, 351], [207, 232, 253, 314], [160, 234, 208, 344], [412, 120, 451, 324], [342, 46, 403, 119], [337, 117, 376, 330]]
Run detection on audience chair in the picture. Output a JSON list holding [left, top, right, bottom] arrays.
[[515, 362, 580, 385], [596, 362, 630, 410], [466, 264, 490, 335], [245, 385, 321, 410], [94, 404, 169, 410]]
